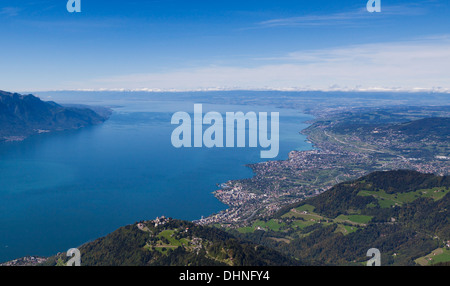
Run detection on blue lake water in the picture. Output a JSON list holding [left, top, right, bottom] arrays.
[[0, 98, 313, 262]]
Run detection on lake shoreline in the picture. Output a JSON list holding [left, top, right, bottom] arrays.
[[194, 110, 316, 226], [0, 99, 314, 263]]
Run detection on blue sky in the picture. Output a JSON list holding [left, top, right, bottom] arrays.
[[1, 0, 449, 92]]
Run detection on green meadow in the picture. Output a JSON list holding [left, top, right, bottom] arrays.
[[358, 187, 449, 208]]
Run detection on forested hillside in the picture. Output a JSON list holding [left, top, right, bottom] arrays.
[[230, 170, 450, 265], [42, 219, 299, 266]]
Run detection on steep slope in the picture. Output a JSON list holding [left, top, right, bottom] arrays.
[[0, 90, 109, 141], [41, 219, 300, 266]]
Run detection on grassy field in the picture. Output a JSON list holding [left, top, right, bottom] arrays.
[[146, 229, 191, 255], [295, 204, 316, 212], [236, 219, 287, 233], [415, 248, 450, 266], [236, 226, 255, 234], [335, 224, 359, 235], [358, 187, 449, 208], [253, 219, 286, 232], [334, 214, 373, 225]]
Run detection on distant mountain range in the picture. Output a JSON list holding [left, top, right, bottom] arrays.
[[0, 90, 110, 142]]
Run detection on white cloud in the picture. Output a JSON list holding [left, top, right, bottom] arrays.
[[81, 36, 450, 93], [257, 5, 425, 27], [0, 7, 20, 17]]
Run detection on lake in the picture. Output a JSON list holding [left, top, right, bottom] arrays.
[[0, 96, 313, 262]]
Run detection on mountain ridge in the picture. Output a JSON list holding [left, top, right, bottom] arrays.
[[38, 219, 301, 266], [0, 90, 110, 141]]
